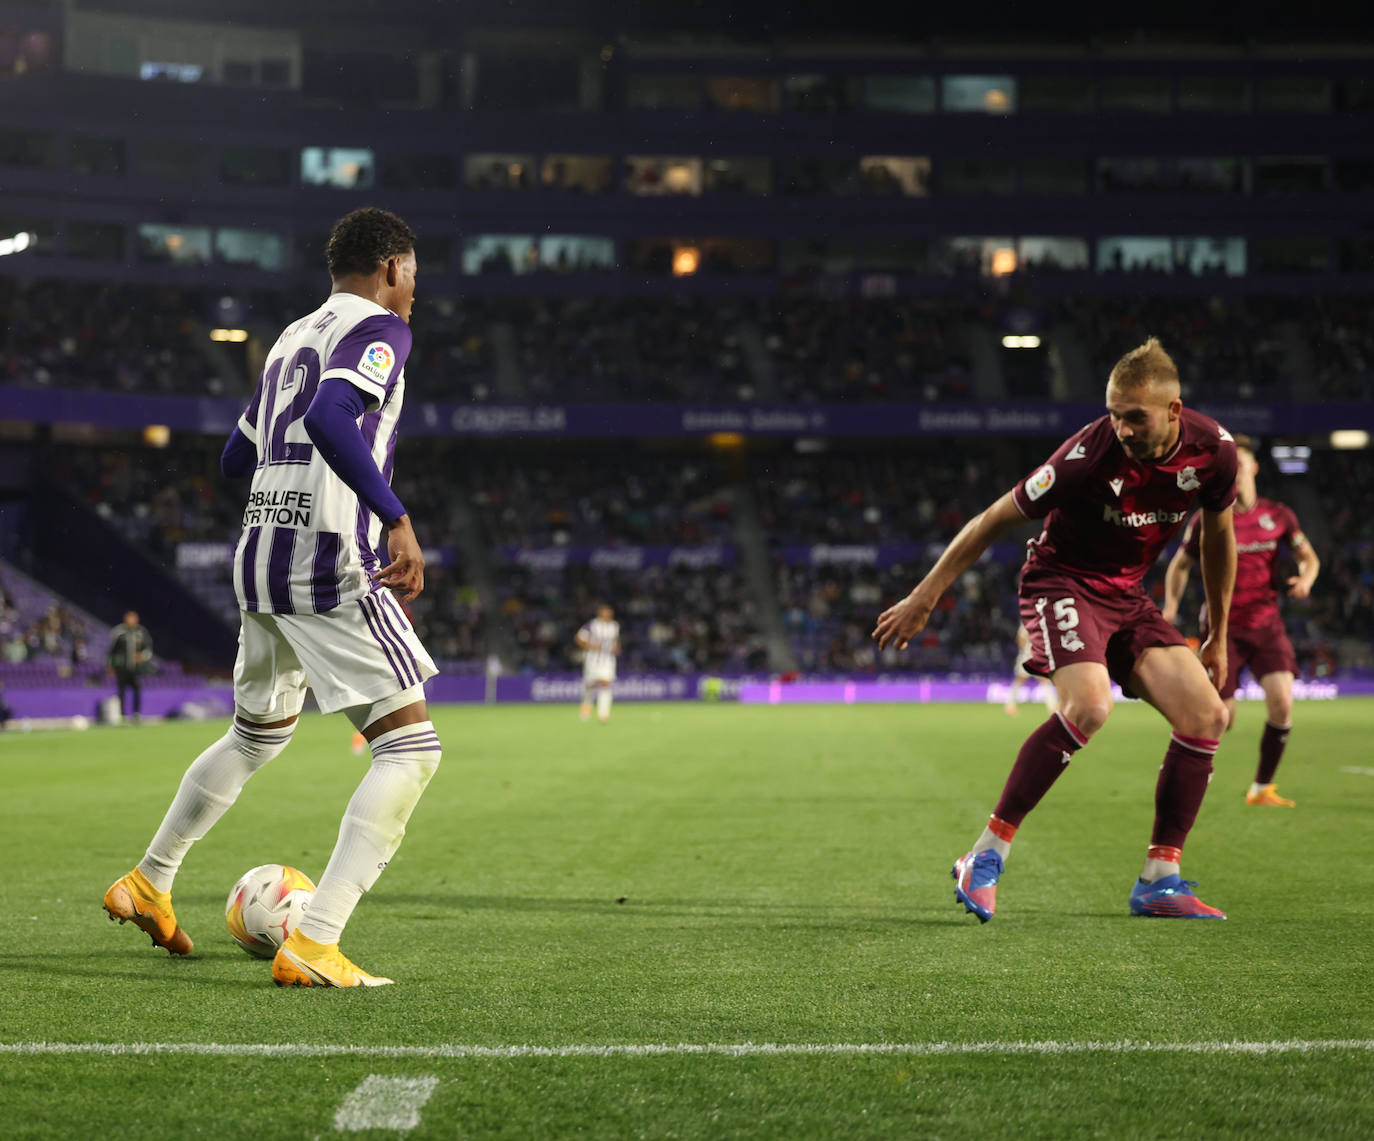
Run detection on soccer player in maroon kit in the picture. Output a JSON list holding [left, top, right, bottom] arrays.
[[874, 338, 1239, 920], [1162, 436, 1320, 807]]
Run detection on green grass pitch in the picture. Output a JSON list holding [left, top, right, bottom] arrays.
[[2, 699, 1372, 1139]]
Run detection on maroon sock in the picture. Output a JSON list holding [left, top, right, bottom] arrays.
[[993, 713, 1086, 827], [1255, 721, 1291, 786], [1152, 733, 1219, 849]]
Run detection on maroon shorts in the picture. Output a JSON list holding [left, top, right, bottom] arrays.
[[1019, 568, 1187, 693], [1200, 612, 1298, 699]]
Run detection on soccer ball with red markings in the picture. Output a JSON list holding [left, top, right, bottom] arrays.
[[225, 864, 316, 959]]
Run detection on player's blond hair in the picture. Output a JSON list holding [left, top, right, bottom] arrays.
[[1108, 336, 1180, 394]]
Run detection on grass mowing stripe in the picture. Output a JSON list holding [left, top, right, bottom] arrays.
[[333, 1075, 439, 1133], [4, 1040, 1374, 1059]]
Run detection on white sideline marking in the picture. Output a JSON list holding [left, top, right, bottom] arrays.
[[1340, 766, 1374, 777], [334, 1075, 438, 1133], [2, 1040, 1373, 1059]]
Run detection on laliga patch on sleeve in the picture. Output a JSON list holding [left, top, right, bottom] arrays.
[[357, 342, 396, 385], [1025, 464, 1056, 502]]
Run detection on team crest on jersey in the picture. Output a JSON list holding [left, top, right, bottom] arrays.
[[1259, 513, 1276, 530], [1026, 464, 1056, 502], [1176, 466, 1200, 492], [358, 342, 395, 384]]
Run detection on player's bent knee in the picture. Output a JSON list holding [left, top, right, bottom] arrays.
[[1182, 697, 1228, 741], [1061, 698, 1112, 738]]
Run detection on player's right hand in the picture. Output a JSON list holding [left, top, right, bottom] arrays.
[[872, 591, 934, 652]]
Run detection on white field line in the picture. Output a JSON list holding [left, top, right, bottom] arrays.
[[1339, 766, 1374, 777], [334, 1075, 438, 1133], [2, 1040, 1373, 1060]]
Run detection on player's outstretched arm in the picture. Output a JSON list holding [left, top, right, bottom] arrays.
[[375, 515, 425, 603], [1287, 536, 1320, 599], [1161, 547, 1195, 624], [1197, 506, 1236, 692], [873, 491, 1025, 652]]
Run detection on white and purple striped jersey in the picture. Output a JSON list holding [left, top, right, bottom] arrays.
[[578, 617, 620, 676], [232, 293, 411, 614]]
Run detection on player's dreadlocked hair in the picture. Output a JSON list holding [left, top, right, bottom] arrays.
[[1109, 336, 1180, 393], [325, 207, 415, 278]]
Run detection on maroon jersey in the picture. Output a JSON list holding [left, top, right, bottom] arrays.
[[1011, 408, 1238, 591], [1183, 497, 1303, 629]]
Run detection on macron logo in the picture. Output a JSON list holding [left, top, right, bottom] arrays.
[[1067, 443, 1087, 460], [1103, 505, 1187, 528], [1109, 478, 1124, 497]]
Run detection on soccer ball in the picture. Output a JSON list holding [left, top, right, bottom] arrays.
[[225, 863, 316, 958]]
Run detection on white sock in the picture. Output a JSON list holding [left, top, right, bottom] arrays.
[[973, 826, 1012, 862], [596, 687, 612, 720], [299, 722, 442, 945], [138, 720, 294, 891], [1140, 858, 1180, 883]]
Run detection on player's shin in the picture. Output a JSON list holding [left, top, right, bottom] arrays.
[[596, 684, 612, 721], [1143, 733, 1218, 881], [298, 722, 442, 945], [139, 720, 294, 891], [982, 713, 1087, 854]]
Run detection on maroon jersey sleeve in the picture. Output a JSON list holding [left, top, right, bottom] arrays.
[[1277, 503, 1305, 550], [1197, 429, 1238, 513], [1181, 512, 1202, 560], [1011, 424, 1097, 521]]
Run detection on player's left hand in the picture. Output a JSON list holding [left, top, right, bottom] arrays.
[[1286, 575, 1312, 600], [1198, 634, 1227, 695], [374, 514, 425, 603], [872, 590, 934, 652]]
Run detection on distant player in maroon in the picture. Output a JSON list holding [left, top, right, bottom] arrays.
[[874, 337, 1238, 920], [1163, 435, 1320, 807]]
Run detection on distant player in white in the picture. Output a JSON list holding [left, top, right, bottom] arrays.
[[577, 604, 620, 722], [104, 208, 439, 987], [1004, 625, 1059, 716]]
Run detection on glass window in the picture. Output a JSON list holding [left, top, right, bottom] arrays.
[[1017, 237, 1089, 272], [221, 146, 290, 187], [699, 237, 773, 274], [66, 220, 126, 261], [625, 74, 701, 111], [858, 238, 928, 271], [1173, 236, 1245, 276], [542, 154, 613, 193], [703, 157, 771, 195], [1020, 77, 1093, 112], [70, 135, 125, 176], [1097, 157, 1242, 193], [136, 140, 206, 179], [413, 235, 451, 272], [1019, 158, 1087, 194], [941, 157, 1016, 195], [624, 155, 702, 196], [462, 235, 537, 275], [1254, 77, 1331, 112], [624, 238, 685, 276], [0, 27, 56, 79], [139, 61, 203, 83], [778, 158, 856, 195], [706, 76, 778, 111], [863, 76, 935, 113], [1336, 78, 1374, 111], [1254, 157, 1329, 194], [0, 126, 56, 168], [859, 156, 930, 196], [380, 154, 456, 190], [780, 238, 854, 274], [260, 59, 290, 87], [137, 223, 211, 265], [300, 147, 374, 189], [941, 75, 1016, 114], [936, 236, 1017, 276], [783, 75, 858, 112], [1334, 159, 1374, 192], [465, 153, 533, 191], [1096, 236, 1172, 273], [538, 235, 616, 272], [1100, 78, 1171, 112], [0, 213, 56, 255], [1176, 78, 1249, 112], [1252, 237, 1329, 273], [215, 228, 286, 271], [474, 53, 580, 111]]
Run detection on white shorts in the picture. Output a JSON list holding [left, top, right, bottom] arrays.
[[234, 592, 438, 718], [583, 663, 616, 684]]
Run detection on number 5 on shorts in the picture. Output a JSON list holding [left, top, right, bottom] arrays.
[[1053, 598, 1085, 652]]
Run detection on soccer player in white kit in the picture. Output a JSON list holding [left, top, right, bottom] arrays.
[[104, 208, 440, 987], [576, 604, 620, 722]]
